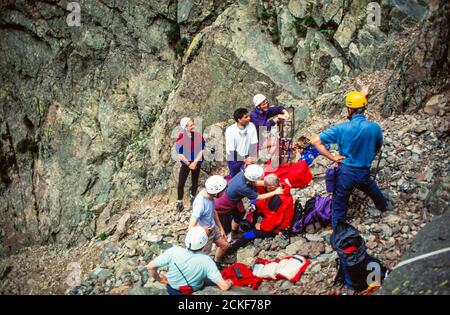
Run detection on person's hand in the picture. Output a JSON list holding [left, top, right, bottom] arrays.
[[255, 223, 261, 230], [203, 226, 213, 235], [244, 157, 253, 165], [273, 116, 280, 124], [189, 161, 198, 170], [273, 187, 284, 195], [332, 155, 346, 163], [220, 228, 227, 240], [158, 275, 168, 284]]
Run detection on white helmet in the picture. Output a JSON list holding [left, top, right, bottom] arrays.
[[180, 117, 191, 130], [205, 175, 227, 195], [253, 94, 267, 107], [185, 226, 208, 251], [244, 164, 264, 182]]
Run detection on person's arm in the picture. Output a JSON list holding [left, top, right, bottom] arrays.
[[254, 180, 265, 187], [192, 136, 206, 164], [375, 128, 383, 154], [178, 154, 191, 166], [256, 186, 283, 200], [188, 217, 198, 230], [310, 133, 345, 163], [226, 128, 245, 162], [216, 278, 233, 291], [147, 262, 168, 284], [250, 110, 276, 128], [278, 109, 290, 120], [190, 149, 204, 169]]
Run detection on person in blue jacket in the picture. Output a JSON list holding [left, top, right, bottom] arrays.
[[311, 91, 388, 229], [250, 94, 290, 161]]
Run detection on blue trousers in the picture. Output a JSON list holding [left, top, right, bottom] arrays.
[[227, 161, 245, 178], [332, 164, 387, 228]]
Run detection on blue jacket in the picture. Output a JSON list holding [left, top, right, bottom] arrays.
[[319, 114, 382, 168]]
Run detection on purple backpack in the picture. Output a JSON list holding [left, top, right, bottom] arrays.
[[291, 195, 332, 234]]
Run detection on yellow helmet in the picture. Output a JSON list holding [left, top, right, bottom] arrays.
[[345, 91, 367, 108]]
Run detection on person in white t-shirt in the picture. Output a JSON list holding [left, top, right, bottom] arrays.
[[225, 108, 258, 178]]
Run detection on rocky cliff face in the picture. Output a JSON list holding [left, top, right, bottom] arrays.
[[0, 0, 447, 257]]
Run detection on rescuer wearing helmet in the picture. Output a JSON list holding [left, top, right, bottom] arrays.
[[147, 226, 233, 295], [250, 94, 290, 161], [188, 175, 230, 263], [214, 164, 284, 240], [311, 91, 388, 229]]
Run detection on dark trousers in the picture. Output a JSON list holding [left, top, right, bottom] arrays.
[[228, 229, 274, 254], [177, 164, 201, 200], [218, 209, 245, 235], [332, 164, 387, 228]]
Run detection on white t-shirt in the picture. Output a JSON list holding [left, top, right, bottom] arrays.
[[225, 122, 258, 159]]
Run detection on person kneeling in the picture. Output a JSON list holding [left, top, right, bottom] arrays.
[[227, 174, 294, 254], [147, 226, 233, 295]]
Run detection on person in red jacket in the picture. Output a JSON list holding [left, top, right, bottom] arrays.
[[226, 174, 294, 254]]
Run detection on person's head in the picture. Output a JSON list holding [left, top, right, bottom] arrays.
[[344, 91, 367, 119], [180, 117, 195, 132], [205, 175, 227, 198], [233, 108, 250, 126], [244, 164, 264, 185], [185, 226, 208, 252], [264, 174, 280, 192], [253, 94, 269, 112]]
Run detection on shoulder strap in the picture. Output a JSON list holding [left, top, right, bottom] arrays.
[[173, 262, 191, 287]]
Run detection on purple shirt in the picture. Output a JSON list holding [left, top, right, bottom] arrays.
[[250, 105, 285, 132]]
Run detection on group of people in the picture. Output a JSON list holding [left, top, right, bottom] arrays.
[[148, 91, 389, 295]]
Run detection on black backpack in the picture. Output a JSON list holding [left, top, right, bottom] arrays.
[[331, 222, 388, 292]]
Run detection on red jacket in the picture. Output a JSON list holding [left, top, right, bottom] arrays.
[[255, 185, 294, 233]]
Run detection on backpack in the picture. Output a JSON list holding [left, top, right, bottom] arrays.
[[331, 222, 388, 292], [290, 195, 332, 234], [221, 263, 262, 290]]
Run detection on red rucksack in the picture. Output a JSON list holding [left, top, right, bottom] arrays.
[[221, 263, 262, 290]]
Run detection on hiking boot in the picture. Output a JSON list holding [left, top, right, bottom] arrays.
[[176, 200, 184, 212]]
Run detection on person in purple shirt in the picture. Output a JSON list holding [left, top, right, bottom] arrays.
[[250, 94, 290, 161]]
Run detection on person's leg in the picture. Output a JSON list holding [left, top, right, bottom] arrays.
[[202, 231, 215, 255], [227, 229, 273, 254], [213, 229, 230, 262], [190, 165, 201, 204], [332, 165, 356, 229], [218, 212, 232, 235], [177, 164, 190, 201], [355, 171, 387, 211], [227, 229, 257, 254], [230, 206, 245, 239]]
